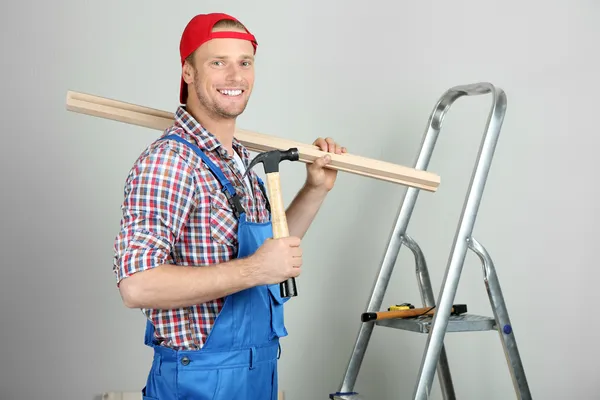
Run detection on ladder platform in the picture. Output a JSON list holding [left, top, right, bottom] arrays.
[[375, 313, 496, 333]]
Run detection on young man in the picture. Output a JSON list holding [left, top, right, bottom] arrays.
[[112, 12, 346, 400]]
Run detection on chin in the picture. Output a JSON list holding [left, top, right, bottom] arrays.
[[220, 107, 248, 119], [216, 94, 249, 115]]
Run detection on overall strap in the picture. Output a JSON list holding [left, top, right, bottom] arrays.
[[159, 134, 246, 218], [255, 176, 271, 213]]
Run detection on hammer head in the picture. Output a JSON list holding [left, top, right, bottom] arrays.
[[243, 148, 299, 178]]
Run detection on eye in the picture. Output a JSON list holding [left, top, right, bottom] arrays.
[[211, 60, 224, 66]]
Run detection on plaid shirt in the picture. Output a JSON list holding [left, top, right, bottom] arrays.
[[113, 106, 270, 350]]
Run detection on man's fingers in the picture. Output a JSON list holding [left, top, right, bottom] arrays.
[[284, 236, 302, 246], [313, 136, 346, 155], [292, 258, 303, 269], [323, 137, 344, 154], [291, 246, 302, 258], [325, 137, 335, 152], [313, 137, 327, 151]]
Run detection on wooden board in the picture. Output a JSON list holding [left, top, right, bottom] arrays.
[[65, 90, 440, 192]]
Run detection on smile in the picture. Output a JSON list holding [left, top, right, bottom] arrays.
[[217, 89, 243, 96]]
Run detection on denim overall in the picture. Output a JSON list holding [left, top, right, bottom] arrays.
[[141, 134, 289, 400]]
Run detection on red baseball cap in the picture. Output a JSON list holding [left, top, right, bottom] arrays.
[[179, 13, 258, 104]]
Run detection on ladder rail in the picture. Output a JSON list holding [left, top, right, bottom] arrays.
[[412, 83, 508, 399], [467, 237, 532, 399], [334, 82, 452, 397], [403, 235, 456, 399]]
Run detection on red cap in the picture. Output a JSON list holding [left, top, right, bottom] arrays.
[[179, 13, 258, 104]]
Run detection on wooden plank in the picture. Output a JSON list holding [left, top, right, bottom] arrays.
[[65, 90, 440, 192]]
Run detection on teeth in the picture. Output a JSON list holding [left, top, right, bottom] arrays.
[[219, 89, 242, 96]]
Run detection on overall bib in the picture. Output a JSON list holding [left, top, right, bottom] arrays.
[[141, 134, 289, 400]]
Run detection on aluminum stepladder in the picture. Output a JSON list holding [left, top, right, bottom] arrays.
[[329, 82, 532, 400]]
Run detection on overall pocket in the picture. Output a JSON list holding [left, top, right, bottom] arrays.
[[177, 368, 221, 400], [267, 284, 289, 339]]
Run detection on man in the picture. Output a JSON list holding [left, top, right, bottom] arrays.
[[112, 12, 346, 400]]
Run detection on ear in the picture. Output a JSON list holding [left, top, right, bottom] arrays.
[[182, 61, 195, 85]]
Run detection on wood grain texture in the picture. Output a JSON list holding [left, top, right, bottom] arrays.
[[65, 90, 440, 192], [265, 172, 289, 239]]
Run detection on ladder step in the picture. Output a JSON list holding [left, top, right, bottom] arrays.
[[375, 313, 496, 333]]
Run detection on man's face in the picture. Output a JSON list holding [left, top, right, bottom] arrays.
[[184, 26, 255, 120]]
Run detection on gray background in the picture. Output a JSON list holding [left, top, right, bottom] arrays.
[[1, 1, 599, 399]]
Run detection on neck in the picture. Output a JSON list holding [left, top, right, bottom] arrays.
[[185, 100, 237, 155]]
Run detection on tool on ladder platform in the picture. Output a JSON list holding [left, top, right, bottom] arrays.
[[243, 148, 300, 298], [329, 82, 532, 400], [361, 304, 467, 322], [388, 303, 415, 311]]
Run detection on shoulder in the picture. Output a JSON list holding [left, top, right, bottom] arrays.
[[124, 127, 207, 193], [146, 127, 197, 166]]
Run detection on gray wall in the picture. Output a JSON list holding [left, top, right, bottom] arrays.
[[1, 1, 598, 399]]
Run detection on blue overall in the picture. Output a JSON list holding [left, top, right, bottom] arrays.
[[140, 134, 289, 400]]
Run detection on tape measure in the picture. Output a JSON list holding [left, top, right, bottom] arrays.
[[387, 303, 415, 311]]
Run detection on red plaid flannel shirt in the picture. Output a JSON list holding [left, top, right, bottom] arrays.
[[113, 106, 270, 350]]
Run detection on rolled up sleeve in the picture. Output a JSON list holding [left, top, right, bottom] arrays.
[[112, 144, 197, 285]]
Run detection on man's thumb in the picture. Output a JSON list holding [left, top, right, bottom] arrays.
[[313, 156, 327, 168]]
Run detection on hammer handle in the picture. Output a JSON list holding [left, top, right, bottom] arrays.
[[265, 172, 298, 298]]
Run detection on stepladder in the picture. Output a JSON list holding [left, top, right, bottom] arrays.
[[329, 82, 532, 400]]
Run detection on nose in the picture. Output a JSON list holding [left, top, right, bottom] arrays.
[[225, 63, 243, 82]]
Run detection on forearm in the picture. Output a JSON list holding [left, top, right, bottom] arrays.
[[285, 184, 328, 238], [119, 258, 259, 309]]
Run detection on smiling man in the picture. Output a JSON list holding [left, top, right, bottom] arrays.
[[112, 12, 346, 400]]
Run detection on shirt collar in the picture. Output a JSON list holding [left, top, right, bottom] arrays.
[[174, 106, 250, 161]]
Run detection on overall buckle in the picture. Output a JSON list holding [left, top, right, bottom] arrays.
[[223, 188, 245, 219]]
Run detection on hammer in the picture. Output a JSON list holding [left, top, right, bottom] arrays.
[[243, 147, 300, 298]]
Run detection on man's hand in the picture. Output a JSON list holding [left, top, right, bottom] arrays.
[[305, 137, 347, 193], [243, 237, 303, 286]]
